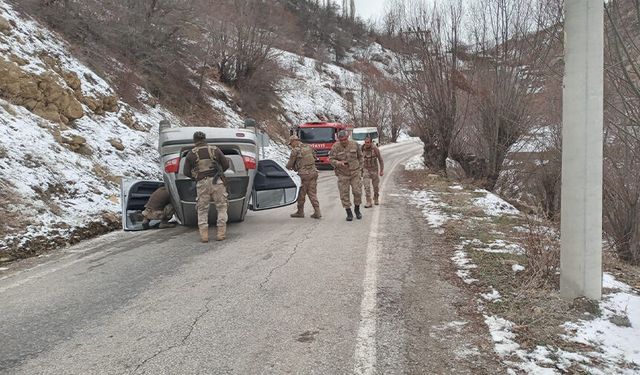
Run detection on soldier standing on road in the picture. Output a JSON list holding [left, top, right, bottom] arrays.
[[184, 131, 230, 243], [141, 186, 176, 229], [329, 130, 364, 221], [286, 135, 322, 219], [361, 136, 385, 208]]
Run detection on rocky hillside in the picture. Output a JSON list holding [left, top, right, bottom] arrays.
[[0, 0, 397, 260]]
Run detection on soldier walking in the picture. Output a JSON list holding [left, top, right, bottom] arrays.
[[329, 130, 364, 221], [286, 135, 322, 219], [141, 186, 176, 229], [361, 136, 384, 208], [184, 131, 230, 243]]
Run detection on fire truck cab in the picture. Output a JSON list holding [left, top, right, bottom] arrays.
[[293, 121, 353, 167]]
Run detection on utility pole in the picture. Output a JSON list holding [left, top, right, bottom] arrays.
[[560, 0, 604, 300]]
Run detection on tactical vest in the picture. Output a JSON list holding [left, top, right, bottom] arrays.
[[295, 145, 316, 173], [363, 147, 378, 170], [192, 145, 220, 179]]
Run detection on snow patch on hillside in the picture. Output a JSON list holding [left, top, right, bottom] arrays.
[[0, 1, 184, 253], [472, 190, 521, 216], [276, 50, 359, 126], [403, 154, 426, 171]]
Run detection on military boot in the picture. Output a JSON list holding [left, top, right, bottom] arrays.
[[354, 205, 363, 220], [346, 208, 354, 221], [364, 198, 373, 208], [311, 206, 322, 219], [290, 208, 305, 218], [141, 218, 150, 230], [374, 194, 380, 206], [216, 226, 226, 241], [199, 227, 209, 243]]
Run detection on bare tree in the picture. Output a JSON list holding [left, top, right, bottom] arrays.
[[463, 0, 561, 189], [348, 62, 390, 140], [603, 0, 640, 264], [394, 0, 466, 172]]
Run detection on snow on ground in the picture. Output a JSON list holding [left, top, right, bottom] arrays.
[[403, 154, 426, 171], [395, 131, 420, 143], [0, 97, 177, 248], [510, 126, 558, 154], [0, 1, 112, 98], [452, 243, 479, 285], [484, 274, 640, 375], [472, 189, 521, 216], [262, 142, 291, 167], [481, 288, 502, 302], [403, 190, 454, 234], [512, 264, 525, 273], [0, 1, 185, 252], [403, 178, 640, 374], [276, 50, 359, 126], [563, 274, 640, 373]]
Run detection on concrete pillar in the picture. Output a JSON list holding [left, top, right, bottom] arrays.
[[560, 0, 604, 300]]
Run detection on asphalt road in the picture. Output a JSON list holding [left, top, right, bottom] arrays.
[[0, 141, 500, 374]]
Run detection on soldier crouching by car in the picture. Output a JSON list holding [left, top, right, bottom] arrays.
[[184, 131, 230, 243], [142, 186, 176, 229], [286, 135, 321, 219]]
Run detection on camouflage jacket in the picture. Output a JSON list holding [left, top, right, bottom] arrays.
[[362, 145, 384, 171], [184, 141, 230, 182], [145, 186, 171, 211], [329, 140, 363, 175], [287, 143, 317, 175]]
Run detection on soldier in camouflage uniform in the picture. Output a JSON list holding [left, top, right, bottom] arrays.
[[141, 186, 176, 229], [286, 135, 322, 219], [329, 130, 364, 221], [361, 136, 384, 208], [184, 131, 230, 243]]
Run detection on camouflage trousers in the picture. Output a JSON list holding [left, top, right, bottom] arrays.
[[337, 171, 362, 208], [297, 172, 319, 210], [363, 168, 380, 200], [142, 204, 175, 222], [196, 177, 228, 230]]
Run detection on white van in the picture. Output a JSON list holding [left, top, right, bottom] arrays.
[[351, 127, 379, 146]]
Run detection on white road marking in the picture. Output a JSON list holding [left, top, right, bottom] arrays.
[[353, 149, 419, 375]]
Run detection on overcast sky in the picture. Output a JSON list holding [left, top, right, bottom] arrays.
[[354, 0, 387, 21]]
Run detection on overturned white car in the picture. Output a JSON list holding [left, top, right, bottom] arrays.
[[121, 124, 300, 230]]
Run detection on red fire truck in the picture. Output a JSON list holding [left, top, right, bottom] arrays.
[[294, 121, 353, 167]]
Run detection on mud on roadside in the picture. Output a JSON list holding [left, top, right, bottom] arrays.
[[0, 213, 120, 264]]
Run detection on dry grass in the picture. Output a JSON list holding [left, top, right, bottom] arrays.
[[401, 169, 610, 354]]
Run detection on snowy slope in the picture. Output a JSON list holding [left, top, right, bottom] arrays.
[[276, 49, 360, 126], [0, 0, 185, 255], [0, 0, 396, 257]]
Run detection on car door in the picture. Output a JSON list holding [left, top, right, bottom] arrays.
[[249, 160, 300, 211], [120, 178, 165, 231]]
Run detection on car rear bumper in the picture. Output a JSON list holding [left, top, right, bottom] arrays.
[[179, 198, 247, 226]]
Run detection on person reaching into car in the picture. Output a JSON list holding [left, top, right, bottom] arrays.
[[329, 130, 364, 221], [286, 135, 321, 219], [141, 186, 176, 230], [361, 136, 384, 208], [183, 131, 230, 243]]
